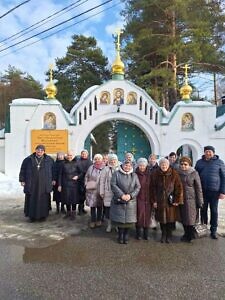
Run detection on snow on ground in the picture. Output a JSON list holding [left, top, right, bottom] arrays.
[[0, 172, 24, 200]]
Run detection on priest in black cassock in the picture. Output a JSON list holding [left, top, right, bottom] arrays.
[[19, 144, 54, 222]]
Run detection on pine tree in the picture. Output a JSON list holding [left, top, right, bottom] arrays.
[[54, 35, 110, 111], [122, 0, 225, 108]]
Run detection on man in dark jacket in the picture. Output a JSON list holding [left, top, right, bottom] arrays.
[[19, 144, 54, 222], [76, 149, 92, 215], [195, 146, 225, 239]]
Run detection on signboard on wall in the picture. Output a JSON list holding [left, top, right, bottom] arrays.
[[31, 130, 68, 153]]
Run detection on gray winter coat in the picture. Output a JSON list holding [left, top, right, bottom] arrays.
[[178, 167, 204, 226], [110, 167, 141, 224], [99, 165, 119, 207]]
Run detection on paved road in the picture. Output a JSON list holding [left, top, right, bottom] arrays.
[[0, 198, 225, 299]]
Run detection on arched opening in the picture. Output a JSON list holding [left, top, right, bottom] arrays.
[[84, 120, 152, 161], [177, 144, 194, 163]]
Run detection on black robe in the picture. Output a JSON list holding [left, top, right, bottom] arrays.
[[19, 153, 54, 220]]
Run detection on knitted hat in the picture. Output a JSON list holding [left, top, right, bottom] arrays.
[[204, 145, 215, 153], [35, 144, 45, 151], [180, 156, 192, 166]]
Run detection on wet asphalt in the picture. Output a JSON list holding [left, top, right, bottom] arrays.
[[0, 218, 225, 300]]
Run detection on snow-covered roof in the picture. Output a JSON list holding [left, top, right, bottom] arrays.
[[215, 113, 225, 130], [11, 98, 61, 106]]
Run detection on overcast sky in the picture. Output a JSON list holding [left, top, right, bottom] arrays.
[[0, 0, 124, 85]]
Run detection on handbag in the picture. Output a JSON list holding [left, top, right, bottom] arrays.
[[86, 180, 97, 190], [193, 223, 208, 238], [193, 209, 208, 238]]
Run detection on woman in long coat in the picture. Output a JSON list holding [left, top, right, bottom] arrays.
[[52, 152, 65, 214], [99, 154, 119, 232], [85, 154, 105, 228], [58, 151, 79, 220], [110, 160, 141, 244], [178, 156, 203, 242], [151, 158, 183, 243], [135, 158, 151, 240]]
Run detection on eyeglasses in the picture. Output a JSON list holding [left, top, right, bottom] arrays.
[[180, 163, 189, 166]]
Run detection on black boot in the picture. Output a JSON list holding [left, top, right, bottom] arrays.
[[181, 225, 188, 241], [166, 223, 172, 243], [61, 204, 66, 214], [56, 203, 60, 214], [143, 227, 149, 240], [160, 223, 166, 243], [117, 227, 123, 244], [123, 228, 129, 244], [136, 226, 142, 240]]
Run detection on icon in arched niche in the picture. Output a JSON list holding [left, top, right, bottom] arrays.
[[43, 112, 56, 130], [100, 91, 110, 104], [181, 113, 194, 130], [127, 91, 137, 104], [113, 88, 124, 105]]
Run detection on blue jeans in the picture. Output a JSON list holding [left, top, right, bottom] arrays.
[[201, 191, 219, 234]]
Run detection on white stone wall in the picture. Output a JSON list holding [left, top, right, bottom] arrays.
[[3, 80, 225, 176]]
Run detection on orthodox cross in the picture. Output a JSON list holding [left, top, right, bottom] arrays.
[[49, 63, 54, 82], [182, 64, 190, 85], [114, 28, 123, 51]]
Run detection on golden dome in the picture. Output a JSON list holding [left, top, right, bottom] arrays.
[[180, 83, 192, 100], [112, 51, 125, 75], [44, 63, 57, 99], [45, 82, 57, 99]]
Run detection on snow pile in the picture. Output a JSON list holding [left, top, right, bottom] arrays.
[[0, 172, 24, 200], [0, 128, 4, 138]]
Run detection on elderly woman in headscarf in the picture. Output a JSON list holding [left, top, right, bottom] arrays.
[[99, 154, 120, 232], [151, 158, 183, 243], [178, 156, 203, 242], [135, 158, 151, 240], [85, 154, 105, 228], [110, 160, 141, 244]]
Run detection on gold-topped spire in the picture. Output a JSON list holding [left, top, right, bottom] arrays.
[[45, 63, 57, 99], [112, 28, 125, 77], [180, 64, 192, 101]]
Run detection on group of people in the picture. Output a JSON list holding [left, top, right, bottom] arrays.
[[19, 145, 225, 245]]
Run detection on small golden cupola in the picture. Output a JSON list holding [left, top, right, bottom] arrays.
[[45, 63, 57, 99], [180, 64, 192, 101], [112, 29, 125, 79]]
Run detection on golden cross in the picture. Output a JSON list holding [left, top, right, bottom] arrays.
[[182, 64, 190, 85], [49, 63, 54, 82], [114, 28, 123, 51]]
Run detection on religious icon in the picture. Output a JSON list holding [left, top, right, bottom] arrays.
[[100, 91, 110, 104], [43, 112, 56, 130], [126, 92, 137, 105], [113, 88, 124, 105], [181, 113, 194, 130]]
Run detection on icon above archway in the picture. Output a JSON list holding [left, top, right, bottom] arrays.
[[100, 91, 110, 104], [127, 92, 137, 104], [181, 113, 194, 130], [113, 88, 124, 105]]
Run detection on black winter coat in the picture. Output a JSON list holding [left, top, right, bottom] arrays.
[[58, 160, 80, 205], [195, 155, 225, 194], [19, 153, 54, 194]]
